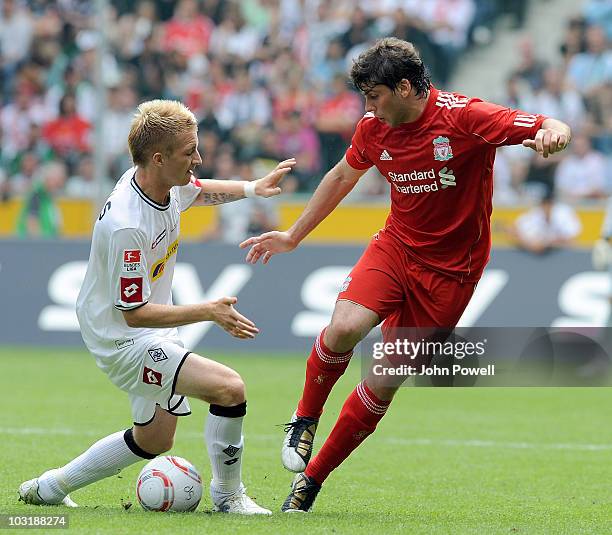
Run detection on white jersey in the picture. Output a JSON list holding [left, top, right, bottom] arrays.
[[76, 167, 201, 369]]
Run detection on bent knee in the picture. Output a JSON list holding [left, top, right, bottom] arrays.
[[220, 375, 245, 406], [327, 319, 364, 349], [151, 436, 174, 455], [206, 372, 245, 407], [134, 431, 174, 455]]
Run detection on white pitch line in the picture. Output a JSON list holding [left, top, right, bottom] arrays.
[[2, 427, 612, 452]]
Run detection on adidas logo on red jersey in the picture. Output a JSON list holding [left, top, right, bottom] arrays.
[[380, 150, 393, 160]]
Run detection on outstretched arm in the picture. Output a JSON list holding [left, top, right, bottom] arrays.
[[193, 158, 296, 206], [522, 118, 571, 158], [240, 156, 367, 264], [122, 297, 259, 339]]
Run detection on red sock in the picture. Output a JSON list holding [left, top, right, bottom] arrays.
[[305, 381, 390, 484], [296, 328, 353, 419]]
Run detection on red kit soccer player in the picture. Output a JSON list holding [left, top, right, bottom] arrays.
[[241, 38, 572, 512]]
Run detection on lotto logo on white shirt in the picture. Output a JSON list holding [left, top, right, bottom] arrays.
[[121, 277, 143, 303]]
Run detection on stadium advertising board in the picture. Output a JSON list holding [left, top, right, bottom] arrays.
[[0, 240, 608, 351]]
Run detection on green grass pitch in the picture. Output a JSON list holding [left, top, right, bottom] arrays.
[[1, 347, 611, 534]]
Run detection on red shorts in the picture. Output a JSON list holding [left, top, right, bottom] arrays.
[[338, 231, 477, 334]]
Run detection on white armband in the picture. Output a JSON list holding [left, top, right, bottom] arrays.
[[243, 180, 257, 198]]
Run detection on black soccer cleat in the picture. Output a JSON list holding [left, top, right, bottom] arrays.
[[281, 473, 321, 513], [281, 412, 319, 472]]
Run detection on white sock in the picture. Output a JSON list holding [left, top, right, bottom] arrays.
[[37, 429, 153, 502], [205, 403, 246, 503]]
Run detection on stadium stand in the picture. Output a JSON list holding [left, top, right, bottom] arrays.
[[0, 0, 609, 241]]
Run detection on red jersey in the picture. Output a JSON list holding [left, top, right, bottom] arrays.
[[345, 85, 546, 282], [42, 115, 91, 156], [162, 16, 213, 58]]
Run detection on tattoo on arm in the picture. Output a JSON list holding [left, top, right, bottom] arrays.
[[198, 192, 243, 205]]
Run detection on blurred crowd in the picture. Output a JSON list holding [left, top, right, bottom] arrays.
[[494, 1, 612, 208], [0, 0, 526, 199], [0, 0, 609, 242]]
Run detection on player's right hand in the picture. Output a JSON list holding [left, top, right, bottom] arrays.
[[522, 128, 570, 158], [210, 297, 259, 339], [239, 231, 298, 264]]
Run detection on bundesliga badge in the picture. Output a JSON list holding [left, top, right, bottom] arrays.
[[433, 136, 453, 161], [123, 249, 141, 272]]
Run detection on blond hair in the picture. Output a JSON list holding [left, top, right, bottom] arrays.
[[128, 99, 197, 166]]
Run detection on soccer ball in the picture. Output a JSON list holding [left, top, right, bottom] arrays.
[[136, 456, 203, 512]]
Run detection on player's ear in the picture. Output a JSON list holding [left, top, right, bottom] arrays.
[[398, 79, 411, 97], [152, 152, 164, 166]]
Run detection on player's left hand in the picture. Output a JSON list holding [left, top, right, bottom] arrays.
[[240, 230, 297, 264], [522, 129, 570, 158], [254, 158, 296, 197], [209, 297, 260, 339]]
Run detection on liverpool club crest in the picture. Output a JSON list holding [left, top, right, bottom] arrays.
[[433, 136, 453, 161]]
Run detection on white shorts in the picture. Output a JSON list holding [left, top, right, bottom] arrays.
[[100, 336, 192, 425]]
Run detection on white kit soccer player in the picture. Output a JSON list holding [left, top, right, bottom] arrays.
[[19, 99, 295, 515], [77, 168, 199, 423]]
